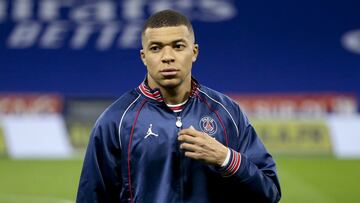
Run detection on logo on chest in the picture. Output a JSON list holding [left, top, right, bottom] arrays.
[[199, 116, 217, 135], [144, 124, 159, 139]]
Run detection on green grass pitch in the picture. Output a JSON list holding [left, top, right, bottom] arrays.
[[0, 157, 359, 203]]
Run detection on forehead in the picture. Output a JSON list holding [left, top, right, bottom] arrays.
[[142, 25, 193, 45]]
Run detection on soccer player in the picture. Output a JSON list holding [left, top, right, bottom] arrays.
[[77, 9, 281, 203]]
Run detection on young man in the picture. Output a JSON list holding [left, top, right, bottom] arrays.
[[77, 10, 281, 203]]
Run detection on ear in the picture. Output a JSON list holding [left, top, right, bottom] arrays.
[[140, 49, 147, 66], [192, 44, 199, 62]]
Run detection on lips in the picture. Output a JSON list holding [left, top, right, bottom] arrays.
[[160, 68, 179, 77]]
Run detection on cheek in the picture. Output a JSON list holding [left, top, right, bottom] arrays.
[[182, 53, 195, 67], [145, 57, 159, 69]]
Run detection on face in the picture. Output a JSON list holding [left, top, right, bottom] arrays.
[[141, 25, 199, 90]]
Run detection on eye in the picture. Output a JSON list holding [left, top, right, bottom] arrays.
[[174, 43, 186, 51], [149, 45, 161, 52]]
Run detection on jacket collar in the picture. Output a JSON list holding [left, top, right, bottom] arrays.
[[138, 77, 200, 103]]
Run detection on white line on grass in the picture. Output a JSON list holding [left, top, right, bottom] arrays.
[[0, 193, 74, 203]]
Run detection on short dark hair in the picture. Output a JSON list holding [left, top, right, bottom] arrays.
[[141, 9, 194, 38]]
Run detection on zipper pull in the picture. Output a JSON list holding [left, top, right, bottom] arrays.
[[176, 117, 182, 128]]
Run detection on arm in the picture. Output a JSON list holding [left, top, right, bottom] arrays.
[[220, 124, 281, 202], [76, 121, 122, 203]]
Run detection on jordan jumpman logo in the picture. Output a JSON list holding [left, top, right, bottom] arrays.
[[144, 124, 159, 139]]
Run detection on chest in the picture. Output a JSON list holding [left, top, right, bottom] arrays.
[[120, 103, 229, 162]]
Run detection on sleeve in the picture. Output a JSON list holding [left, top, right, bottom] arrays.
[[76, 119, 122, 203], [218, 110, 281, 203]]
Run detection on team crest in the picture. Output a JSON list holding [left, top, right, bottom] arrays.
[[199, 116, 217, 135]]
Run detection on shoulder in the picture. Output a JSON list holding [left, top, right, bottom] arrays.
[[199, 86, 241, 111], [95, 89, 142, 127], [197, 85, 239, 109], [197, 85, 250, 128]]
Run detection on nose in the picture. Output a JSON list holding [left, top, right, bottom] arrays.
[[161, 46, 175, 64]]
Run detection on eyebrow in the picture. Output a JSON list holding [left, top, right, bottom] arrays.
[[147, 39, 188, 47]]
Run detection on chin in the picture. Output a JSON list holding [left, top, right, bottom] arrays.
[[160, 78, 182, 88]]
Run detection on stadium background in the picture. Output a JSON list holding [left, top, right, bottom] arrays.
[[1, 0, 360, 202]]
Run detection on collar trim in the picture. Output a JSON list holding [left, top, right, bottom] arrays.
[[139, 83, 164, 102], [138, 79, 200, 103], [166, 99, 188, 112]]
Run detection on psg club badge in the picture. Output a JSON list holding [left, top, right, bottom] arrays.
[[199, 116, 217, 135]]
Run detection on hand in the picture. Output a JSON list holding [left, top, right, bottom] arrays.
[[178, 126, 228, 166]]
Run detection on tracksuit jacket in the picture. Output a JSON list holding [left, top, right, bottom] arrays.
[[77, 79, 281, 203]]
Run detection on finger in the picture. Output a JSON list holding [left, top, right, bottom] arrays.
[[179, 128, 203, 137], [184, 151, 200, 160], [178, 134, 198, 144], [178, 128, 196, 135], [180, 142, 202, 152]]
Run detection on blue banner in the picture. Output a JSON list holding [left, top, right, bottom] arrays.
[[1, 0, 359, 107]]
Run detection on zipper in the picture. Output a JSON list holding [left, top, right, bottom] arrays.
[[171, 98, 191, 203], [175, 115, 184, 203], [176, 116, 183, 128]]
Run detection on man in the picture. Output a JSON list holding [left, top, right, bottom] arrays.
[[77, 10, 281, 203]]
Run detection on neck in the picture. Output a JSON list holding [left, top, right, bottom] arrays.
[[161, 85, 190, 105], [149, 77, 192, 105]]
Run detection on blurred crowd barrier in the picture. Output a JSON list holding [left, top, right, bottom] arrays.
[[0, 94, 73, 158], [0, 93, 359, 159], [230, 93, 359, 157]]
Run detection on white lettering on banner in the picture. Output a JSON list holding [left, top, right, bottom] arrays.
[[70, 23, 96, 49], [0, 0, 237, 50], [97, 22, 121, 50], [39, 0, 73, 22], [118, 21, 142, 48], [196, 0, 237, 22], [123, 0, 147, 20], [40, 21, 68, 48], [0, 0, 6, 22], [69, 1, 116, 23], [7, 21, 41, 48], [342, 29, 360, 55], [174, 0, 192, 12], [149, 0, 172, 14], [12, 0, 33, 21]]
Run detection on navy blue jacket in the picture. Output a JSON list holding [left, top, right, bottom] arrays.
[[77, 80, 281, 203]]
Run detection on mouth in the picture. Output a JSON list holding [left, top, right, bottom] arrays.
[[160, 68, 179, 77]]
